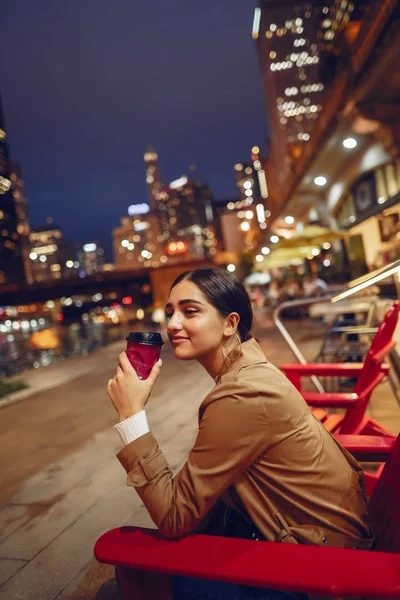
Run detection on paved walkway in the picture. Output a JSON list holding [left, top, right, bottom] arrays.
[[0, 312, 399, 599]]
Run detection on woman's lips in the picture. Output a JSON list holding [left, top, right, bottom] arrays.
[[171, 337, 189, 345]]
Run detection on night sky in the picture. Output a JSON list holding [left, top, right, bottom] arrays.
[[0, 1, 267, 260]]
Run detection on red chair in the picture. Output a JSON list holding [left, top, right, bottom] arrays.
[[95, 435, 400, 599], [281, 301, 399, 435], [334, 433, 397, 496]]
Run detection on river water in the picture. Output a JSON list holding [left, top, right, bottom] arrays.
[[0, 321, 138, 378]]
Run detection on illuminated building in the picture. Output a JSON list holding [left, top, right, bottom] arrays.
[[157, 176, 217, 260], [254, 0, 367, 216], [231, 156, 269, 250], [144, 147, 163, 211], [0, 94, 25, 285], [9, 163, 33, 284], [265, 0, 400, 279], [77, 242, 105, 275], [254, 1, 361, 147], [29, 222, 71, 282], [113, 209, 165, 270]]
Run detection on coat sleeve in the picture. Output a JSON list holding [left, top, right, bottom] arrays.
[[116, 382, 269, 538]]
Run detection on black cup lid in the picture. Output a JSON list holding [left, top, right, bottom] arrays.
[[126, 332, 164, 346]]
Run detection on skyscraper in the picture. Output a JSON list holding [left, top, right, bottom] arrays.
[[29, 223, 71, 282], [77, 241, 105, 275], [144, 147, 163, 211], [157, 176, 217, 260], [253, 0, 362, 215], [255, 0, 328, 153], [10, 163, 33, 284], [113, 211, 165, 270], [255, 1, 364, 150], [0, 94, 25, 285]]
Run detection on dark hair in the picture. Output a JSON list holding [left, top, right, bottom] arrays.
[[170, 267, 253, 341]]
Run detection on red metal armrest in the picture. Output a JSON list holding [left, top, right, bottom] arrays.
[[94, 527, 400, 598], [334, 434, 396, 461], [303, 391, 359, 408], [281, 363, 365, 377], [303, 369, 386, 407], [281, 363, 391, 377]]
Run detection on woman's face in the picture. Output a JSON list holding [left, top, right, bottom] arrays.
[[165, 280, 226, 360]]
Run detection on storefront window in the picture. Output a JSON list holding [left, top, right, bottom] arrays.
[[336, 193, 355, 227], [385, 163, 399, 199], [334, 158, 400, 227]]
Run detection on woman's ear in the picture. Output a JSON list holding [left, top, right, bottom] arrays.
[[224, 312, 240, 336]]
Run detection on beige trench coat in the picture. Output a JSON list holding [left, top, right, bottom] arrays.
[[117, 338, 373, 548]]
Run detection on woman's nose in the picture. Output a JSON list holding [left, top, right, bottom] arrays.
[[167, 312, 183, 331]]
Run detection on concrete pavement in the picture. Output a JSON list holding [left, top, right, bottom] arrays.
[[0, 312, 399, 599]]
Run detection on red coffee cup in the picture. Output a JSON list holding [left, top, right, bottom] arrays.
[[126, 332, 164, 380]]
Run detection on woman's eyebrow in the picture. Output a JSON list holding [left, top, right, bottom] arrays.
[[165, 299, 204, 309]]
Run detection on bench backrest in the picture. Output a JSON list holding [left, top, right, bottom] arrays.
[[368, 433, 400, 552], [340, 301, 399, 434]]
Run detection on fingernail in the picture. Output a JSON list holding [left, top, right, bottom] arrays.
[[157, 359, 163, 367]]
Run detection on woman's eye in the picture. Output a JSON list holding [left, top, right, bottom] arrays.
[[184, 309, 198, 316]]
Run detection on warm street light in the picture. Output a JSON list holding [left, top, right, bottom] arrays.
[[343, 137, 357, 149], [227, 264, 236, 272]]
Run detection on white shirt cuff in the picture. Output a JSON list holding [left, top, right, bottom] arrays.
[[113, 410, 150, 446]]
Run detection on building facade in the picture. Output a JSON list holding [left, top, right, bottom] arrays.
[[113, 212, 165, 270], [256, 0, 400, 279], [144, 147, 163, 211], [29, 224, 72, 282], [77, 241, 105, 275], [0, 95, 25, 285], [10, 163, 33, 284], [254, 0, 365, 216], [157, 177, 217, 261], [230, 153, 269, 250]]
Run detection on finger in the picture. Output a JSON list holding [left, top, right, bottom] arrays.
[[146, 359, 162, 387], [117, 365, 124, 378], [119, 351, 134, 373]]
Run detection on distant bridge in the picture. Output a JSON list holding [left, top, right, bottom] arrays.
[[0, 259, 215, 306]]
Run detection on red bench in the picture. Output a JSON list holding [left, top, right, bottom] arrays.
[[94, 434, 400, 599], [281, 301, 399, 435]]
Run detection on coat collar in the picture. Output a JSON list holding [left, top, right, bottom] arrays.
[[214, 337, 267, 384]]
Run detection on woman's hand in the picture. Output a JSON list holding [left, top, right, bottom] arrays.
[[107, 352, 162, 422]]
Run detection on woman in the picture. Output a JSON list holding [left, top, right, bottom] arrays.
[[107, 267, 374, 600]]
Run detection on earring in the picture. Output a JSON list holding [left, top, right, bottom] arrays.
[[230, 331, 242, 362], [232, 332, 242, 359]]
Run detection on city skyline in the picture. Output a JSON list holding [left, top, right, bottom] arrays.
[[0, 1, 267, 260]]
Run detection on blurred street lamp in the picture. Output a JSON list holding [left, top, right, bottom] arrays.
[[343, 138, 357, 149]]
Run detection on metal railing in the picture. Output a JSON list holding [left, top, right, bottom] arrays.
[[272, 295, 338, 393]]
